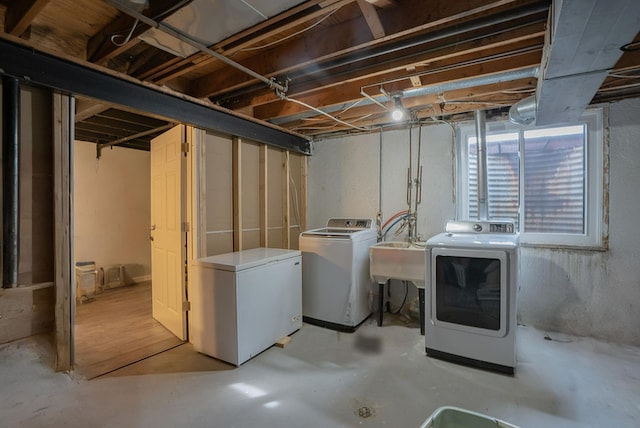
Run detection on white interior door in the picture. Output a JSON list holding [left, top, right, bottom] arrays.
[[150, 125, 187, 340]]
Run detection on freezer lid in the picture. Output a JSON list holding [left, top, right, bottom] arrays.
[[191, 248, 301, 272]]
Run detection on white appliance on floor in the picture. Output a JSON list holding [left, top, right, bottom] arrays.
[[189, 248, 302, 366], [299, 218, 377, 332], [426, 220, 519, 374]]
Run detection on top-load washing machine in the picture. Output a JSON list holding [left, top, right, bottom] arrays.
[[299, 218, 377, 332]]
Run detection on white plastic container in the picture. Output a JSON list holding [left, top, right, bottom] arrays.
[[75, 261, 98, 303], [419, 406, 519, 428]]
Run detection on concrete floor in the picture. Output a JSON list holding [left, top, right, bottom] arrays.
[[1, 315, 639, 428]]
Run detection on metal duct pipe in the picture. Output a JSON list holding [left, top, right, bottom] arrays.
[[509, 94, 537, 125], [274, 66, 540, 125], [402, 67, 539, 99], [474, 109, 489, 221], [3, 76, 20, 288]]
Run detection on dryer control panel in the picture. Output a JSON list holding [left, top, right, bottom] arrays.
[[445, 220, 515, 234]]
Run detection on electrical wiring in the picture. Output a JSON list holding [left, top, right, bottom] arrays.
[[111, 19, 139, 46], [110, 0, 191, 47], [285, 96, 371, 132], [239, 4, 346, 52]]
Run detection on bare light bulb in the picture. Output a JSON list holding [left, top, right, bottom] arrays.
[[391, 96, 405, 121]]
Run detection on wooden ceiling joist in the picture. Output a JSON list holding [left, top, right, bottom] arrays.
[[135, 0, 354, 83], [224, 22, 545, 114], [87, 0, 195, 65], [357, 0, 386, 38], [191, 0, 547, 100], [5, 0, 50, 37]]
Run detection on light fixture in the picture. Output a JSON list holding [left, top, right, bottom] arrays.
[[126, 0, 148, 12], [391, 96, 405, 121]]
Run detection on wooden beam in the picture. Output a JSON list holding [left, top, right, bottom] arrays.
[[221, 14, 546, 110], [299, 156, 308, 235], [253, 40, 543, 120], [191, 0, 540, 99], [407, 66, 422, 87], [191, 127, 207, 260], [357, 0, 386, 39], [259, 145, 268, 247], [5, 0, 50, 37], [282, 151, 291, 249], [53, 92, 73, 371], [232, 137, 243, 252], [87, 0, 194, 65], [74, 99, 110, 122], [280, 78, 536, 132], [139, 0, 352, 83]]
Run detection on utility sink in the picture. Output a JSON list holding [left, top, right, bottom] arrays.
[[369, 241, 426, 288]]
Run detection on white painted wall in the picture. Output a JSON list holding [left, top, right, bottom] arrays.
[[308, 124, 456, 317], [307, 99, 640, 345], [73, 141, 151, 283], [308, 125, 456, 234], [518, 98, 640, 345]]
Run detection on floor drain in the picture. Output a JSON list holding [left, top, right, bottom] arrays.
[[357, 406, 373, 418]]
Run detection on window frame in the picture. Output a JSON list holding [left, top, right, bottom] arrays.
[[456, 108, 606, 249]]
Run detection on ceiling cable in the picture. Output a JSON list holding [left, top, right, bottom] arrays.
[[239, 3, 346, 52], [284, 96, 371, 132], [105, 0, 287, 93], [111, 19, 139, 46]]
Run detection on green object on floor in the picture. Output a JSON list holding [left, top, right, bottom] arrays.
[[420, 406, 519, 428]]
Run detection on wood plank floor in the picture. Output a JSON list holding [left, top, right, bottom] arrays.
[[74, 281, 183, 379]]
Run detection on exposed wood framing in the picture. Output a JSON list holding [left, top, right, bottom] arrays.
[[140, 0, 353, 84], [226, 20, 546, 111], [357, 0, 386, 39], [186, 126, 206, 262], [0, 38, 310, 155], [53, 92, 73, 371], [282, 151, 291, 249], [4, 0, 50, 37], [259, 145, 268, 247], [74, 99, 110, 122], [232, 136, 242, 252], [191, 0, 535, 99], [300, 156, 308, 234], [257, 47, 543, 121], [87, 0, 195, 64]]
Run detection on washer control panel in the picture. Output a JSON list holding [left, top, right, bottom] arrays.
[[327, 218, 373, 229]]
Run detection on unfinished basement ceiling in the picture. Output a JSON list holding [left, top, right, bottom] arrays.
[[1, 0, 639, 146], [74, 98, 173, 152]]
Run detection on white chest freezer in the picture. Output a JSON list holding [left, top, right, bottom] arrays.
[[189, 248, 302, 366]]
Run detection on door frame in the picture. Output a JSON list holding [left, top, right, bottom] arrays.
[[54, 94, 206, 371]]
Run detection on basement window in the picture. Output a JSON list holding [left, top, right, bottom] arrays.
[[457, 109, 605, 248]]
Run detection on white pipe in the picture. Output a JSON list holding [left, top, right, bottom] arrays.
[[474, 109, 489, 221]]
